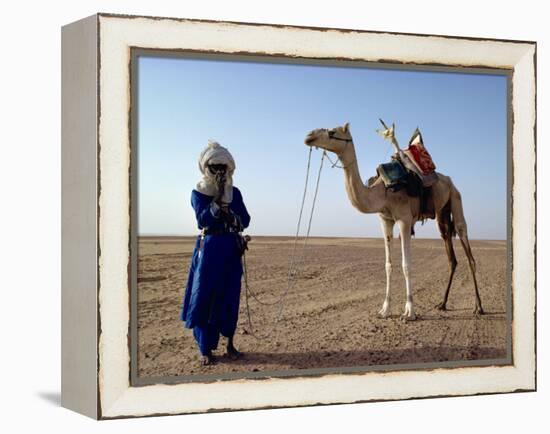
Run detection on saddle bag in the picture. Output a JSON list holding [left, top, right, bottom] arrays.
[[376, 160, 408, 191]]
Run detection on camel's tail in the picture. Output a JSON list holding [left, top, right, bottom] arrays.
[[447, 179, 468, 240], [447, 178, 472, 252], [448, 205, 456, 238]]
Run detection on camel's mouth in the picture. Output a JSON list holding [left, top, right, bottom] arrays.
[[304, 130, 322, 145], [304, 136, 316, 145]]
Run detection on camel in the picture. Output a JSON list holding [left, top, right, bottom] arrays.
[[304, 122, 483, 321]]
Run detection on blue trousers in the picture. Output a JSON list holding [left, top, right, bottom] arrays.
[[193, 322, 235, 355]]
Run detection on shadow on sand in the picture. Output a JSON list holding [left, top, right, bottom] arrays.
[[413, 309, 506, 321], [219, 345, 508, 371]]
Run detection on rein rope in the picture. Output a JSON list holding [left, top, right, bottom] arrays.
[[323, 151, 346, 169], [322, 138, 354, 169], [242, 147, 326, 340]]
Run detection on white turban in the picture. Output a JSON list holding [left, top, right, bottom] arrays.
[[196, 140, 236, 203]]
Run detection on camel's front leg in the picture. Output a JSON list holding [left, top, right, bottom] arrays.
[[398, 220, 416, 321], [378, 218, 395, 318]]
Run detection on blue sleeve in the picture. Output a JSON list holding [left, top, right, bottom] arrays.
[[191, 190, 220, 229], [231, 188, 251, 229]]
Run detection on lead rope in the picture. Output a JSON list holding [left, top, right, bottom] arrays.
[[243, 149, 326, 340], [244, 146, 313, 307]]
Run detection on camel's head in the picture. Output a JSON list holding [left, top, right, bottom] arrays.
[[304, 122, 352, 155]]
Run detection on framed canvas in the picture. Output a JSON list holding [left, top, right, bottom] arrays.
[[61, 13, 536, 419]]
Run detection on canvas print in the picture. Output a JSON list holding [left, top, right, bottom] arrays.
[[133, 53, 510, 383]]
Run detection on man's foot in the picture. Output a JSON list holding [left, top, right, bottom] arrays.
[[227, 345, 243, 360], [200, 351, 215, 366], [226, 337, 243, 360]]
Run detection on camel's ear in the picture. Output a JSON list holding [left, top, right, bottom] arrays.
[[343, 122, 350, 133]]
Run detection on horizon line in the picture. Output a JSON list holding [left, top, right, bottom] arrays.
[[138, 233, 507, 242]]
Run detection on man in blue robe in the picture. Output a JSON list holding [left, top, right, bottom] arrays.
[[180, 140, 251, 366]]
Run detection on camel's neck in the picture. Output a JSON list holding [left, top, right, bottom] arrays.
[[339, 141, 384, 214]]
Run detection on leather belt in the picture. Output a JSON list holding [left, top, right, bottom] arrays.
[[202, 227, 239, 236]]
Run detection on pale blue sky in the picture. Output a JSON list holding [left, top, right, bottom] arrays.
[[137, 55, 508, 239]]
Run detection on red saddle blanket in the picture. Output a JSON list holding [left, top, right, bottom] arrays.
[[403, 128, 436, 175]]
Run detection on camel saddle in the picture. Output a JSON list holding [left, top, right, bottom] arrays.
[[371, 159, 436, 220]]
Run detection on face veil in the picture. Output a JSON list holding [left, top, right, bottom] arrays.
[[196, 140, 236, 203]]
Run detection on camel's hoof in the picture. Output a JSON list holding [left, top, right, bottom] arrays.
[[400, 313, 417, 322], [377, 309, 390, 319], [435, 302, 447, 311], [473, 306, 485, 316]]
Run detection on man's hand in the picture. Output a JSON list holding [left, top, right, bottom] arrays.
[[208, 163, 227, 204], [214, 177, 226, 204], [214, 189, 223, 204], [214, 182, 224, 203]]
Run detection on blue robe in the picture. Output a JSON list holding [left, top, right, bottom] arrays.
[[180, 187, 250, 355]]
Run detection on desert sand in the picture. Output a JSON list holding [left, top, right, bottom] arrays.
[[137, 235, 508, 380]]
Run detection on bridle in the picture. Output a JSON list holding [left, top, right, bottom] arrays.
[[327, 130, 352, 142], [324, 130, 356, 169]]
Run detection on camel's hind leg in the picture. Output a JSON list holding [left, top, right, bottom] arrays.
[[458, 233, 484, 315], [450, 190, 484, 315], [436, 203, 457, 311]]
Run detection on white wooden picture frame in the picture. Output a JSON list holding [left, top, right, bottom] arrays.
[[61, 13, 536, 419]]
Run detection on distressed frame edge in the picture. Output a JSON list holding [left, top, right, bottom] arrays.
[[96, 11, 537, 46], [61, 13, 100, 420], [95, 14, 537, 419]]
